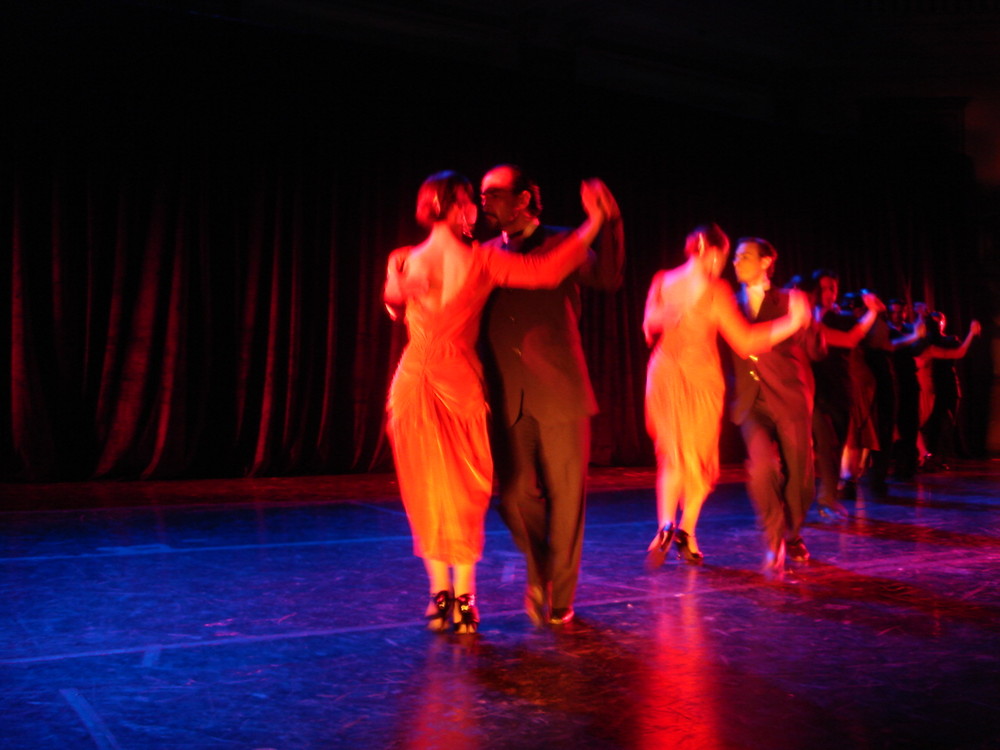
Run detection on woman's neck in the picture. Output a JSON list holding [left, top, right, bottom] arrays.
[[426, 222, 465, 251], [684, 254, 708, 279]]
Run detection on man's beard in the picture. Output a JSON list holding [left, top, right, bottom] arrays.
[[475, 213, 501, 242]]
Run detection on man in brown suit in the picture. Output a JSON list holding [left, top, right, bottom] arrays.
[[479, 164, 624, 625]]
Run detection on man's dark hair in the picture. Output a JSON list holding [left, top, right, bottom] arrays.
[[737, 237, 779, 278], [495, 163, 542, 216]]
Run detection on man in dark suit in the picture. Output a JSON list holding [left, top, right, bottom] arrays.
[[888, 300, 926, 481], [729, 238, 826, 573], [479, 164, 624, 625], [808, 270, 883, 517]]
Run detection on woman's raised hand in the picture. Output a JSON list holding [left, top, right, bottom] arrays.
[[863, 291, 886, 314], [580, 178, 614, 224]]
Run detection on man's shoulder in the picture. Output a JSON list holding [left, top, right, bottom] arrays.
[[934, 334, 962, 349], [480, 225, 571, 251], [756, 286, 789, 319], [535, 224, 573, 244], [823, 309, 856, 331], [765, 286, 790, 301]]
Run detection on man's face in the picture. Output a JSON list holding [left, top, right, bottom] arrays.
[[732, 242, 769, 285], [818, 276, 839, 310], [888, 303, 904, 326], [480, 167, 525, 231]]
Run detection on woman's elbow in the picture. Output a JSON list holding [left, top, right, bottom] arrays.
[[729, 341, 752, 359], [735, 336, 772, 358], [383, 286, 404, 307]]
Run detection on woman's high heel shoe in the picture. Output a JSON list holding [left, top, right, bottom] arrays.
[[645, 523, 676, 570], [674, 529, 704, 564], [426, 590, 453, 632], [454, 593, 479, 634]]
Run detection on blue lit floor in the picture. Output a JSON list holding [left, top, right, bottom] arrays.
[[2, 462, 999, 749]]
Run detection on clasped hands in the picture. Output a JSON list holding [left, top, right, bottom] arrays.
[[580, 178, 621, 224]]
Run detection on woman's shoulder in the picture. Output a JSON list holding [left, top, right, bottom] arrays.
[[704, 277, 738, 313], [649, 264, 687, 291], [648, 268, 668, 287], [388, 245, 415, 265], [707, 276, 735, 298], [390, 240, 438, 270]]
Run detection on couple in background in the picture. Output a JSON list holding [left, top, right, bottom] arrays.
[[643, 229, 814, 575]]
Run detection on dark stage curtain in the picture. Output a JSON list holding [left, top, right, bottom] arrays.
[[2, 5, 995, 482], [4, 150, 420, 480]]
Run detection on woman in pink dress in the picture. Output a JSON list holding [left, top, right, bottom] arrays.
[[384, 171, 612, 632], [643, 224, 809, 567]]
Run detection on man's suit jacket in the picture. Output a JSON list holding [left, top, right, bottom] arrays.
[[481, 222, 624, 426], [729, 286, 826, 425]]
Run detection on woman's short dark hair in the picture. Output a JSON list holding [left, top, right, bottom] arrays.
[[415, 171, 473, 228], [684, 223, 729, 257]]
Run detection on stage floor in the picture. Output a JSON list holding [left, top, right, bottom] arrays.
[[2, 462, 999, 749]]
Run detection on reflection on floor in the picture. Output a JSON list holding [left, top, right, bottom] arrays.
[[2, 462, 999, 749]]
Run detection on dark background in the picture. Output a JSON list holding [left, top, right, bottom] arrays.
[[3, 1, 998, 483]]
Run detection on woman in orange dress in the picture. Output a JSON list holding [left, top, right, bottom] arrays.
[[384, 171, 611, 632], [643, 224, 809, 567]]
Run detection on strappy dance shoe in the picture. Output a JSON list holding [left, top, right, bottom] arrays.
[[454, 593, 479, 634], [425, 590, 453, 632], [674, 529, 704, 564], [645, 523, 676, 570]]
